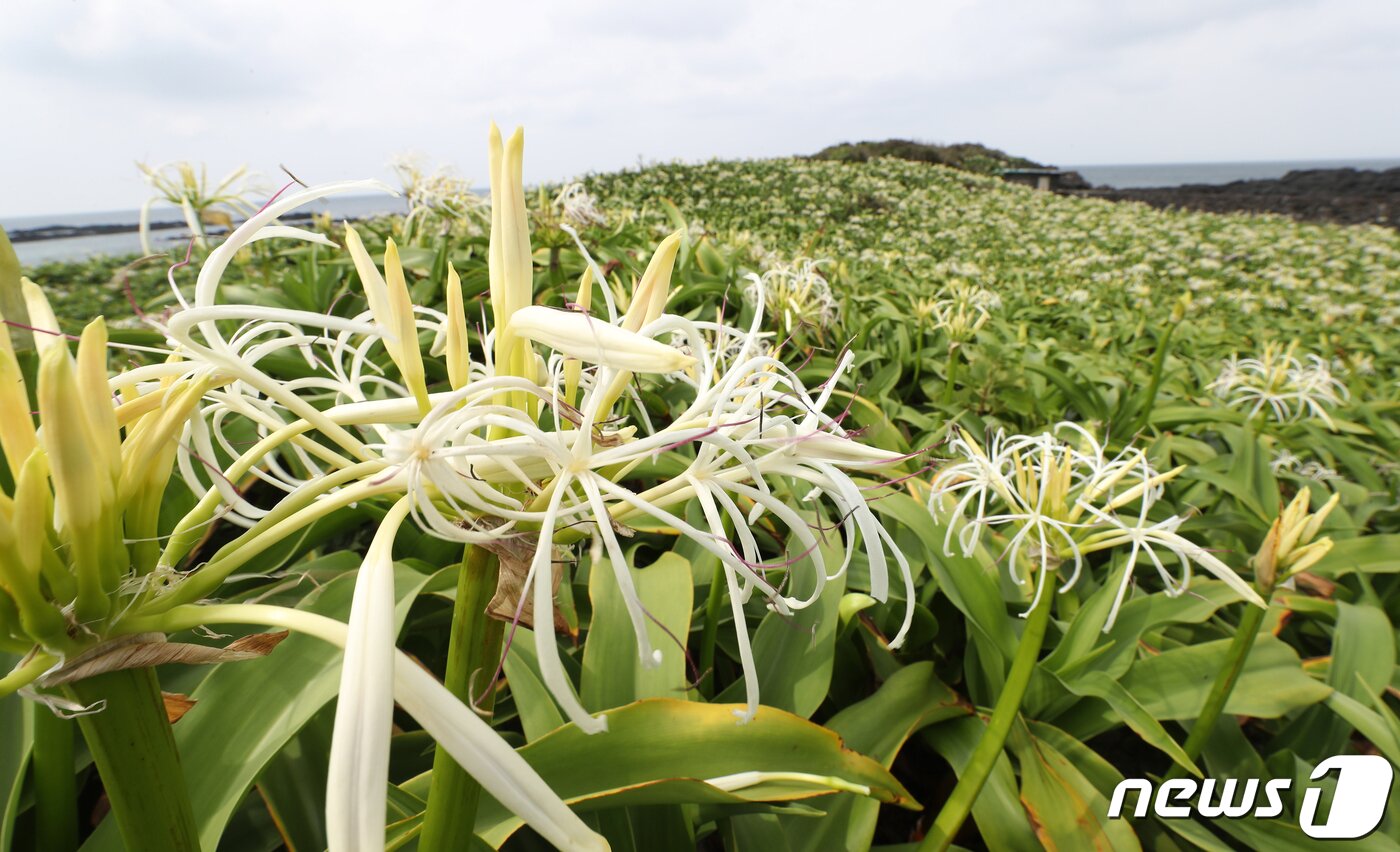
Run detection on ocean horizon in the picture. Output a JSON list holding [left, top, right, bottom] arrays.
[[6, 157, 1399, 265], [1067, 157, 1400, 189]]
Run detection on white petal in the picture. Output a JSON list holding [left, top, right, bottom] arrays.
[[183, 603, 609, 852], [326, 497, 411, 852]]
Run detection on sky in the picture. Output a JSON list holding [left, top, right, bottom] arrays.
[[2, 0, 1398, 217]]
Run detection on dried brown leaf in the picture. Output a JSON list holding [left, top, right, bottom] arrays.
[[162, 692, 197, 724], [40, 631, 291, 687]]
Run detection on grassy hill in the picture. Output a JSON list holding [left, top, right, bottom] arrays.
[[808, 138, 1045, 174]]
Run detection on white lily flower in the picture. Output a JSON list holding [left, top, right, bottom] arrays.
[[1208, 341, 1348, 427], [130, 129, 915, 842], [931, 423, 1264, 628]]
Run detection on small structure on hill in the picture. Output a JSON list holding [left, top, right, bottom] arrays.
[[1001, 168, 1074, 191]]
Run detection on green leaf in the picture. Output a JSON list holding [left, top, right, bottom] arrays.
[[1053, 670, 1200, 776], [503, 627, 568, 742], [0, 654, 32, 852], [1274, 601, 1395, 760], [393, 698, 917, 847], [782, 662, 967, 852], [1117, 635, 1331, 721], [873, 490, 1016, 662], [253, 706, 333, 852], [582, 550, 693, 711], [1323, 692, 1400, 767], [1009, 725, 1141, 851], [716, 528, 846, 718], [1308, 535, 1400, 577], [477, 699, 915, 844]]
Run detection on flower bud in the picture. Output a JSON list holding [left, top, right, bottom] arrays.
[[37, 342, 118, 622], [0, 347, 37, 480], [507, 306, 695, 374]]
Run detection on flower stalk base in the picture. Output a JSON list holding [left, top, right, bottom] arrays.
[[420, 547, 504, 850], [64, 667, 199, 852]]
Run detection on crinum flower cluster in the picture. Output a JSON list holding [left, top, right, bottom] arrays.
[[914, 280, 993, 347], [136, 160, 259, 255], [930, 423, 1263, 628], [1208, 342, 1349, 427], [552, 181, 607, 227], [390, 152, 487, 238], [126, 125, 913, 848], [747, 256, 838, 334]]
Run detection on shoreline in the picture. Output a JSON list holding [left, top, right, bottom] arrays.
[[1065, 166, 1400, 229], [6, 209, 323, 244]]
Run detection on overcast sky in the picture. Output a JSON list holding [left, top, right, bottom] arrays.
[[3, 0, 1398, 217]]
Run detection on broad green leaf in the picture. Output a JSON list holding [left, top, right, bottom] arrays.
[[1054, 670, 1199, 776], [1308, 534, 1400, 577], [1274, 601, 1395, 760], [503, 626, 567, 742], [1118, 635, 1331, 721], [254, 706, 332, 852], [873, 490, 1016, 664], [582, 550, 692, 711], [392, 698, 917, 847], [1323, 692, 1400, 767], [1048, 580, 1244, 682], [783, 662, 967, 852], [1009, 725, 1141, 851], [474, 699, 916, 846], [725, 813, 793, 851], [716, 530, 846, 718]]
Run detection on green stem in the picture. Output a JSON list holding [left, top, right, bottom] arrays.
[[1175, 597, 1268, 770], [64, 668, 199, 852], [697, 560, 726, 699], [31, 705, 78, 852], [420, 547, 504, 850], [1130, 320, 1178, 435], [941, 347, 960, 406], [921, 586, 1055, 852]]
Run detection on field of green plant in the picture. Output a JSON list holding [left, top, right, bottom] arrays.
[[1, 136, 1399, 852]]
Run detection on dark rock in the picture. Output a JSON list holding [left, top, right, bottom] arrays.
[[1069, 167, 1400, 229]]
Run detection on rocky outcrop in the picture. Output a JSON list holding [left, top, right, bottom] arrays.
[[1073, 168, 1400, 229]]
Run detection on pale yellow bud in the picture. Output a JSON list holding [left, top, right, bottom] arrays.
[[443, 263, 471, 391], [0, 348, 37, 480], [508, 306, 695, 374]]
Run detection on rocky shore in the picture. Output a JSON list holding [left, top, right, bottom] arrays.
[[6, 210, 320, 244], [1073, 167, 1400, 229]]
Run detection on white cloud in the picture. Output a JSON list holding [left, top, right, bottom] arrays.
[[1, 0, 1397, 216]]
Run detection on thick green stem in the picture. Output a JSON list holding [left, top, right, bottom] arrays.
[[941, 347, 960, 406], [921, 586, 1055, 852], [64, 668, 199, 852], [1175, 597, 1268, 770], [31, 705, 78, 852], [697, 560, 727, 699], [420, 547, 504, 850]]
